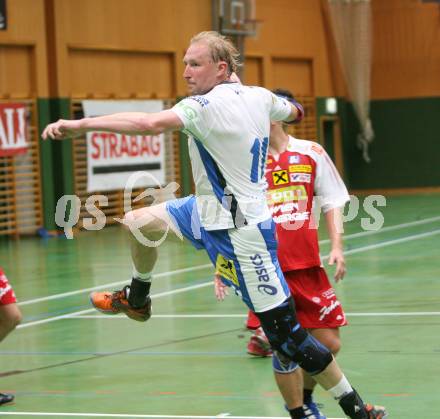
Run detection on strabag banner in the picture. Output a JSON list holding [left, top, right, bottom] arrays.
[[0, 103, 28, 157], [83, 100, 166, 192]]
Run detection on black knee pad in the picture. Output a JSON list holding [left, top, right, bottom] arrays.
[[256, 297, 333, 375], [256, 297, 300, 348], [288, 330, 333, 375]]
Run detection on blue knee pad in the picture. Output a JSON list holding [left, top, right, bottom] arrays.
[[257, 297, 333, 376], [272, 350, 299, 374]]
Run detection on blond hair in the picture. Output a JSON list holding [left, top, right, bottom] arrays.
[[190, 31, 241, 75]]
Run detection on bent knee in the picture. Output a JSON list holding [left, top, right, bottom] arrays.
[[123, 208, 156, 232], [3, 309, 22, 331], [312, 334, 341, 355], [327, 339, 341, 355], [123, 208, 145, 226], [12, 317, 21, 331], [123, 207, 175, 243], [123, 210, 136, 224], [11, 309, 22, 328]]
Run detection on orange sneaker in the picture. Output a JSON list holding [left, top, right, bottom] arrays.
[[365, 404, 388, 419], [90, 286, 151, 322]]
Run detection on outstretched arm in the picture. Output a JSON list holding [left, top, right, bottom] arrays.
[[42, 109, 184, 141]]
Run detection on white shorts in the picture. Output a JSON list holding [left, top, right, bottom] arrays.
[[166, 195, 290, 312]]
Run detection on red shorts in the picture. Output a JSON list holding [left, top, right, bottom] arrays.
[[0, 269, 17, 305], [247, 266, 347, 330], [286, 267, 347, 329]]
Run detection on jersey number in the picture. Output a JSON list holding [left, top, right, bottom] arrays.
[[250, 137, 269, 183]]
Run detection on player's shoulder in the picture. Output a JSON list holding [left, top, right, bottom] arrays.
[[207, 83, 273, 111], [221, 83, 270, 96], [287, 136, 325, 158], [185, 94, 211, 108], [174, 93, 212, 122], [197, 82, 242, 104]]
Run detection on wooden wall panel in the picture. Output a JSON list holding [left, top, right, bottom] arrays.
[[0, 0, 48, 97], [272, 58, 313, 96], [371, 0, 440, 99], [0, 46, 35, 98], [246, 0, 335, 96], [69, 49, 175, 98], [52, 0, 211, 97], [244, 56, 264, 86], [2, 1, 436, 101]]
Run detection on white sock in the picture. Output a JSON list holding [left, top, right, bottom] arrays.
[[328, 375, 353, 400], [132, 267, 152, 281]]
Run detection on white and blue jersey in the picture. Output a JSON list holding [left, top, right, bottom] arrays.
[[168, 83, 292, 312], [172, 82, 292, 230]]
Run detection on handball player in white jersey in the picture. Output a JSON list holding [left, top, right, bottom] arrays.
[[42, 31, 387, 419]]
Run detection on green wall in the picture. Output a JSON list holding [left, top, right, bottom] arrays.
[[37, 99, 57, 230], [37, 98, 74, 230], [317, 96, 440, 190]]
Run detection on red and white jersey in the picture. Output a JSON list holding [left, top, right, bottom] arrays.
[[265, 136, 349, 272]]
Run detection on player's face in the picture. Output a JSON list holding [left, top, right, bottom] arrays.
[[183, 42, 225, 95]]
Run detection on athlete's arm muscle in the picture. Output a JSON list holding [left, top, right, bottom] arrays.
[[42, 110, 183, 141]]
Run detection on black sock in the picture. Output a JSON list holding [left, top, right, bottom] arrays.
[[128, 278, 151, 308], [288, 406, 306, 419], [303, 388, 313, 404], [338, 389, 367, 419]]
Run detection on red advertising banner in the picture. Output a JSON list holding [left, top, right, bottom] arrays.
[[0, 103, 29, 156]]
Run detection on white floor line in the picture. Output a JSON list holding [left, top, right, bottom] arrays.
[[16, 308, 96, 329], [16, 282, 213, 330], [0, 413, 345, 419], [16, 228, 440, 330], [75, 314, 249, 319], [19, 264, 212, 306], [343, 228, 440, 255], [72, 311, 440, 319], [319, 214, 440, 245], [319, 228, 440, 263], [18, 216, 440, 307]]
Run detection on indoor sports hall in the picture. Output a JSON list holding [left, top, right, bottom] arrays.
[[1, 1, 439, 418]]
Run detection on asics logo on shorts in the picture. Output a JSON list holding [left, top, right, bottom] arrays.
[[250, 254, 278, 296]]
